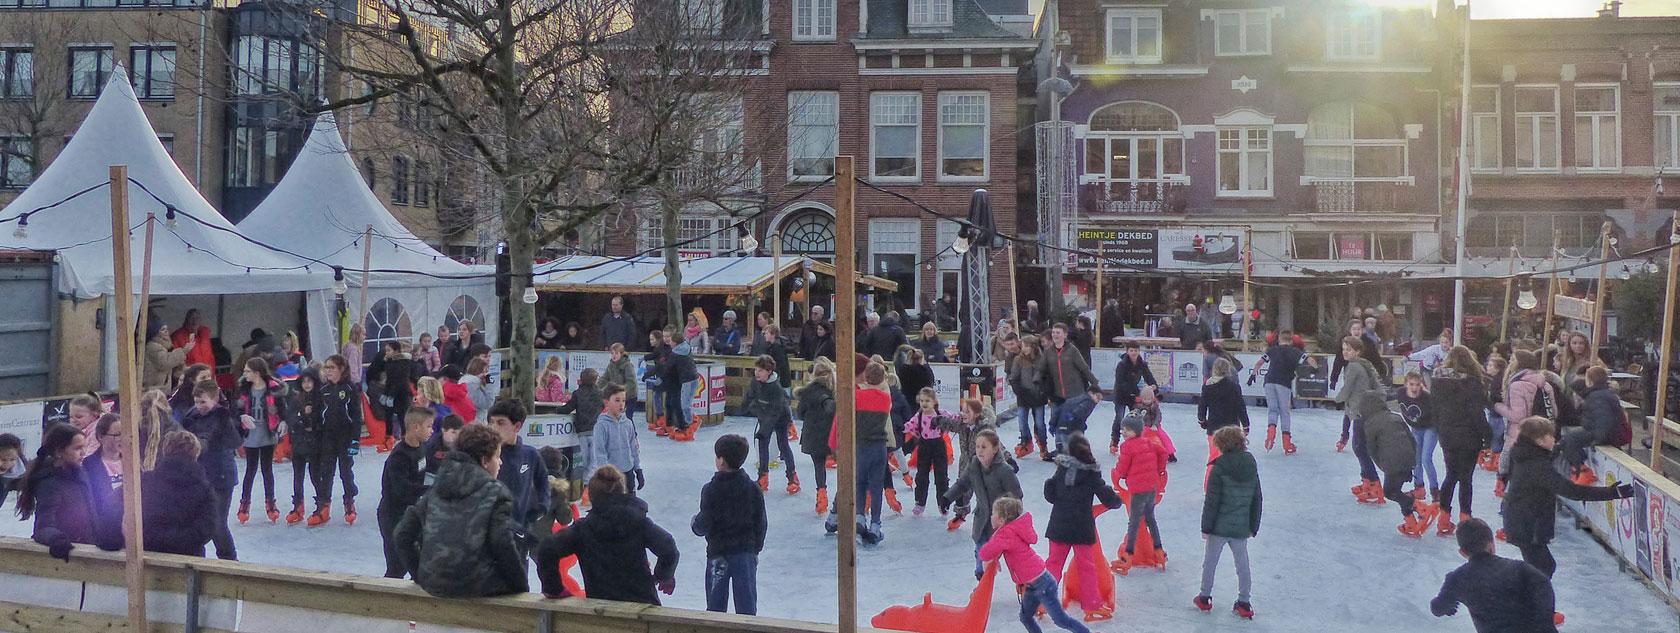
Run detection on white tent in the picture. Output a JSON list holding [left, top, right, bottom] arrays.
[[0, 68, 326, 298], [238, 113, 497, 362]]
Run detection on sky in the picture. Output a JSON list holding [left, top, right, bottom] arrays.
[[1023, 0, 1680, 20]]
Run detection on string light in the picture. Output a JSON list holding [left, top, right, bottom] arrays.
[[739, 230, 759, 253], [11, 213, 27, 239], [332, 267, 347, 295], [164, 205, 178, 229], [1648, 258, 1662, 274], [1619, 265, 1633, 280]]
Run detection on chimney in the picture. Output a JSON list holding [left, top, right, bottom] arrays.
[[1598, 1, 1622, 18]]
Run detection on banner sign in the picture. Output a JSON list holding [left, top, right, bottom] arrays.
[[522, 414, 579, 449], [1074, 228, 1158, 269], [1564, 449, 1680, 604]]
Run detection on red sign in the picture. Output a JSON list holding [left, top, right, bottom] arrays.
[[1336, 235, 1367, 260]]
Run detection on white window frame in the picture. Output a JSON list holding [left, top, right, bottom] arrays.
[[1514, 84, 1561, 173], [788, 91, 838, 181], [1105, 8, 1163, 65], [1573, 83, 1621, 172], [639, 213, 740, 256], [793, 0, 836, 40], [1216, 126, 1272, 197], [1655, 82, 1680, 171], [1471, 85, 1501, 173], [909, 0, 953, 29], [1326, 9, 1380, 62], [1303, 103, 1410, 182], [937, 91, 989, 181], [868, 217, 922, 312], [870, 92, 920, 182], [1213, 9, 1271, 57]]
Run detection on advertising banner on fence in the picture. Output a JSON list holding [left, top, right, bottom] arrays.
[[521, 414, 579, 449], [1564, 449, 1680, 603], [0, 402, 42, 456]]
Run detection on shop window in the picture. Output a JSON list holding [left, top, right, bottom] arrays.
[[1292, 231, 1330, 260]]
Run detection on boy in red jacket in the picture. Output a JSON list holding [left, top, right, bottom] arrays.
[[980, 497, 1090, 633], [1112, 416, 1167, 571]]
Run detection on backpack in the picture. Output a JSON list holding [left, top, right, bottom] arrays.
[[1610, 408, 1633, 447], [1528, 380, 1558, 421]]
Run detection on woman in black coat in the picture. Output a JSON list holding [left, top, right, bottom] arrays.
[[1041, 433, 1123, 617], [1429, 347, 1492, 534], [16, 424, 121, 559], [80, 414, 127, 543], [142, 431, 218, 556], [896, 347, 936, 404], [1198, 358, 1250, 435], [1502, 418, 1633, 578], [538, 467, 678, 604]]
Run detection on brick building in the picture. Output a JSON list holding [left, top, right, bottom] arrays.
[[603, 0, 1037, 324], [1032, 0, 1456, 344], [1460, 7, 1680, 340]]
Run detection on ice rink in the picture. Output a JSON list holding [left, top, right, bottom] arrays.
[[3, 401, 1677, 632]]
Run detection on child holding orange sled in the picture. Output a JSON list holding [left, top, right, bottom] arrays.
[[980, 497, 1090, 633], [1043, 433, 1124, 622], [1112, 416, 1167, 571]]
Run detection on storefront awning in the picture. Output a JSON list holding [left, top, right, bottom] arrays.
[[532, 255, 897, 295]]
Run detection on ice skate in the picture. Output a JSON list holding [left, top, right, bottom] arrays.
[[1281, 432, 1297, 454], [815, 487, 829, 515], [1353, 480, 1381, 504], [1232, 601, 1254, 619], [1111, 552, 1132, 575], [1429, 488, 1441, 505], [1398, 513, 1427, 538], [1014, 441, 1032, 459], [901, 472, 913, 488], [1336, 433, 1348, 452], [1554, 612, 1566, 626], [1264, 425, 1277, 451], [1410, 487, 1426, 501], [947, 514, 965, 532], [1477, 449, 1495, 471], [786, 473, 801, 495], [285, 502, 305, 525], [1038, 439, 1051, 461], [858, 517, 883, 545], [913, 505, 925, 517], [1437, 512, 1455, 536], [758, 473, 770, 491], [787, 423, 799, 441], [237, 500, 250, 525], [826, 455, 836, 469], [1494, 478, 1506, 498], [344, 500, 358, 525], [1109, 442, 1119, 455], [1082, 607, 1113, 622], [265, 500, 279, 523], [824, 511, 839, 534], [884, 488, 903, 514], [1193, 595, 1213, 612], [306, 505, 330, 527]]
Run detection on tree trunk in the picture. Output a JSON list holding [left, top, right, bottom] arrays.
[[505, 202, 537, 410], [663, 195, 683, 329]]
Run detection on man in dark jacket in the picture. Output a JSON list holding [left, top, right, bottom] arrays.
[[395, 425, 528, 598], [691, 434, 767, 615], [1561, 366, 1620, 478], [1503, 417, 1633, 578], [1431, 518, 1558, 633], [599, 296, 639, 352], [1178, 303, 1217, 351], [1043, 323, 1099, 442], [488, 400, 549, 554], [539, 467, 679, 604], [712, 310, 745, 356], [861, 313, 908, 361], [1112, 343, 1157, 410], [798, 305, 827, 361]]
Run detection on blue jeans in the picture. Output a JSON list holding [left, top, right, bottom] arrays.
[[704, 552, 758, 615], [1264, 383, 1293, 433], [856, 441, 887, 524], [1486, 409, 1505, 454], [1019, 572, 1090, 633], [1411, 427, 1439, 490], [1018, 405, 1047, 446], [1349, 417, 1379, 481], [666, 382, 694, 430]]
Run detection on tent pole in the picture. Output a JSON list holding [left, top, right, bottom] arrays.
[[1652, 211, 1679, 473], [359, 225, 373, 322], [833, 156, 858, 633], [1007, 243, 1020, 335], [1094, 242, 1104, 346], [774, 233, 782, 330], [109, 165, 147, 633], [1591, 220, 1612, 362], [136, 213, 155, 470], [1541, 230, 1560, 355]]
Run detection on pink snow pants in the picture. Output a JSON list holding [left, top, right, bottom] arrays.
[[1045, 541, 1100, 611]]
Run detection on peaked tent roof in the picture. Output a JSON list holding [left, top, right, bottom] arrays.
[[237, 113, 486, 288], [0, 69, 329, 299]]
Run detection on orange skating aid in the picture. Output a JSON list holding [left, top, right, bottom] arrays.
[[1108, 488, 1166, 574], [1059, 505, 1116, 613], [870, 561, 998, 633]]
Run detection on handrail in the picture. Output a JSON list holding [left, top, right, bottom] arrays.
[[0, 536, 868, 633]]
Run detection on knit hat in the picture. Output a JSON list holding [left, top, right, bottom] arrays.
[[1122, 415, 1145, 437]]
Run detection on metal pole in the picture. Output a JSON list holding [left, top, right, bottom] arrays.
[[833, 156, 858, 633], [1007, 243, 1021, 335], [1541, 229, 1561, 356], [1499, 241, 1517, 342], [1591, 220, 1612, 362], [1241, 227, 1253, 352], [1094, 242, 1104, 346], [1651, 211, 1679, 472], [773, 233, 782, 330], [110, 166, 147, 632], [1046, 64, 1065, 317], [1451, 5, 1472, 347], [359, 224, 374, 322]]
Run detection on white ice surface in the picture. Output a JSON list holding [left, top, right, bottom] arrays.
[[3, 402, 1676, 632]]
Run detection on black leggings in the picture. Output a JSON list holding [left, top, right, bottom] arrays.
[[290, 451, 315, 506], [1517, 541, 1557, 578], [1439, 447, 1478, 516], [386, 392, 411, 440], [210, 487, 237, 560], [809, 452, 828, 489], [1382, 472, 1417, 517], [913, 438, 950, 512], [240, 445, 276, 503], [314, 447, 358, 505]]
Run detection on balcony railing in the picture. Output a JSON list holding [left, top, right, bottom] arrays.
[[1079, 180, 1189, 215], [672, 159, 762, 195], [1310, 179, 1410, 214]]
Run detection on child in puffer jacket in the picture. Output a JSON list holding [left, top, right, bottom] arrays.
[[904, 387, 957, 516], [980, 497, 1091, 633], [1112, 416, 1168, 570]]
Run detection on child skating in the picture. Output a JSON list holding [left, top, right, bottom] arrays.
[[1352, 391, 1435, 537], [944, 429, 1021, 579], [1112, 416, 1167, 572], [1196, 426, 1262, 619], [980, 497, 1091, 633], [1397, 370, 1439, 503], [743, 355, 799, 495], [905, 387, 955, 517], [1043, 433, 1123, 622]]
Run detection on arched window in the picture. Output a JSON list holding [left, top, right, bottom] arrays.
[[779, 208, 835, 256], [362, 297, 413, 366], [1083, 102, 1184, 184], [1305, 102, 1407, 180], [446, 295, 485, 334]]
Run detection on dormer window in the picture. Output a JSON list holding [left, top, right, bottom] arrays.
[[1106, 9, 1162, 65], [909, 0, 953, 29]]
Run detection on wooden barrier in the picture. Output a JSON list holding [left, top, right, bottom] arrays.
[[0, 537, 870, 633], [1562, 447, 1680, 614]]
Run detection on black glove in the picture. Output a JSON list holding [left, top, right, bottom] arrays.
[[1616, 483, 1635, 499], [633, 468, 646, 491], [1245, 374, 1256, 386], [47, 537, 71, 562]]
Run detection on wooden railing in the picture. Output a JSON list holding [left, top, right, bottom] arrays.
[[0, 537, 864, 633]]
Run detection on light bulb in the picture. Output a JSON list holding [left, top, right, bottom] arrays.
[[332, 269, 347, 295], [1648, 259, 1662, 274], [1619, 265, 1633, 280], [1218, 293, 1238, 316], [12, 214, 27, 239], [952, 235, 970, 255], [522, 285, 539, 304], [1516, 288, 1538, 310], [165, 206, 179, 229], [739, 232, 759, 253]]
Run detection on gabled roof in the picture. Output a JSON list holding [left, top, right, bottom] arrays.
[[861, 0, 1023, 40], [0, 69, 328, 299], [237, 112, 488, 288]]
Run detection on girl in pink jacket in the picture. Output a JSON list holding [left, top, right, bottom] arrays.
[[980, 498, 1090, 633], [905, 387, 957, 516], [1492, 350, 1553, 492]]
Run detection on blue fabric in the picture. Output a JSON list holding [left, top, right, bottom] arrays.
[[704, 552, 758, 615], [1019, 572, 1090, 633], [1412, 427, 1440, 490], [855, 441, 887, 524], [1486, 410, 1505, 454], [1018, 405, 1047, 446]]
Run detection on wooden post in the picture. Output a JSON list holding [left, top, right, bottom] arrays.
[[1541, 229, 1561, 354], [359, 224, 373, 321], [135, 214, 155, 469], [1591, 220, 1613, 361], [1652, 211, 1680, 472], [1006, 242, 1020, 335], [1499, 241, 1517, 342], [1241, 228, 1253, 351], [1093, 242, 1104, 346], [773, 233, 782, 330], [109, 166, 146, 632], [833, 156, 858, 633]]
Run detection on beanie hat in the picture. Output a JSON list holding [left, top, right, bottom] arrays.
[[1122, 415, 1145, 438]]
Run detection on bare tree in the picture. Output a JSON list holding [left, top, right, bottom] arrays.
[[290, 0, 768, 405], [0, 15, 85, 193]]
